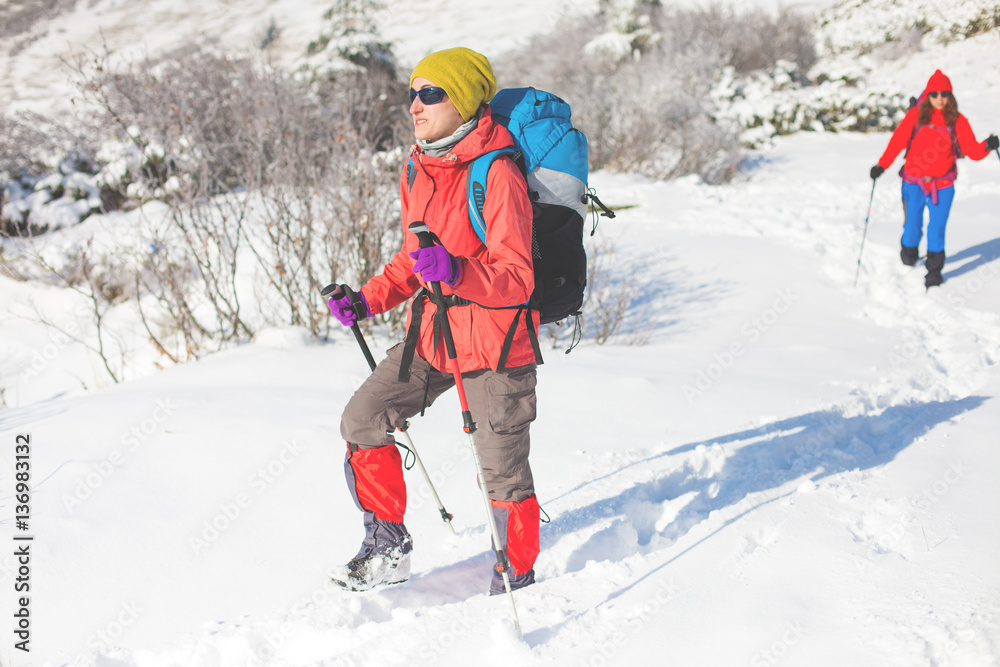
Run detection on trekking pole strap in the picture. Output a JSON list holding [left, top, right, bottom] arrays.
[[398, 291, 427, 383]]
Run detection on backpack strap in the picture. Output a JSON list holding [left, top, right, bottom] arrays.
[[466, 147, 540, 370], [467, 146, 530, 314], [467, 147, 518, 243], [406, 155, 418, 192], [495, 306, 543, 372]]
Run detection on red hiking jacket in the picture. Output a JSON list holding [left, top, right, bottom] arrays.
[[878, 106, 990, 193], [360, 107, 537, 374]]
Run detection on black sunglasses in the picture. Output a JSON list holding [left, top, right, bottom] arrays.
[[929, 91, 951, 99], [409, 87, 447, 105]]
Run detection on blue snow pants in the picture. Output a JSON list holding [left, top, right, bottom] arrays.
[[901, 181, 955, 254]]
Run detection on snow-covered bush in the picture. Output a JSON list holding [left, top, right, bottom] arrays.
[[2, 161, 104, 235], [710, 60, 910, 147], [817, 0, 1000, 56], [710, 0, 1000, 148], [300, 0, 396, 80], [501, 2, 815, 183], [1, 113, 110, 236], [18, 40, 413, 358], [652, 4, 818, 75]]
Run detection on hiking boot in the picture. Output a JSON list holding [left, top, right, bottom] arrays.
[[489, 567, 535, 596], [331, 512, 412, 592], [900, 244, 919, 266], [925, 250, 945, 288]]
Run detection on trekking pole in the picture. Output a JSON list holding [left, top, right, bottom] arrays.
[[322, 282, 456, 534], [853, 179, 877, 288], [408, 221, 523, 639]]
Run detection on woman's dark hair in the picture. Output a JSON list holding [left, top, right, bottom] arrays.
[[918, 93, 959, 125]]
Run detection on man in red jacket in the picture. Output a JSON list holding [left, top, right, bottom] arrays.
[[327, 47, 541, 595], [870, 69, 998, 287]]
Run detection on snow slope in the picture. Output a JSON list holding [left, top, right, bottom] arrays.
[[0, 0, 604, 116], [3, 3, 1000, 667]]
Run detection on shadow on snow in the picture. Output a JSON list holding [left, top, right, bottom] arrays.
[[524, 394, 987, 645], [943, 236, 1000, 281]]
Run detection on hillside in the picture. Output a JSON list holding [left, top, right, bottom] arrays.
[[2, 1, 1000, 666]]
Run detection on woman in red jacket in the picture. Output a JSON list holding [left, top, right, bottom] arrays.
[[326, 48, 541, 594], [871, 69, 998, 288]]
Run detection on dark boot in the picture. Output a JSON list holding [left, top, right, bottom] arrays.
[[925, 251, 945, 288], [330, 511, 412, 591], [490, 567, 536, 596], [900, 244, 919, 266]]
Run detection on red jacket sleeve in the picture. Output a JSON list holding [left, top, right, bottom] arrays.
[[955, 114, 990, 161], [878, 106, 918, 170], [451, 157, 534, 309]]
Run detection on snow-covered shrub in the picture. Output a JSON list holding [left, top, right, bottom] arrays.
[[711, 60, 910, 147], [817, 0, 1000, 56], [300, 0, 395, 79], [2, 162, 104, 236], [64, 43, 410, 356], [502, 1, 819, 182], [1, 113, 109, 236], [651, 4, 818, 75]]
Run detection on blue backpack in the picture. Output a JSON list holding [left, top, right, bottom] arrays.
[[467, 88, 614, 367]]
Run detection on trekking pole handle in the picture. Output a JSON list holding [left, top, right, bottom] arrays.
[[320, 282, 377, 371], [409, 220, 436, 250]]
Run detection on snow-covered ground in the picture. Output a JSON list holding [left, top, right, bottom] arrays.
[[3, 1, 1000, 666]]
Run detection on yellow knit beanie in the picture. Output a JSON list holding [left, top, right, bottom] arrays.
[[410, 47, 497, 122]]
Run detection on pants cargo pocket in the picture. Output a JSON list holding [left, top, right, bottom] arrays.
[[486, 366, 537, 434]]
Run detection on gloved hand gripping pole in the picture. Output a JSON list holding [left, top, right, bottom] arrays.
[[321, 282, 455, 533]]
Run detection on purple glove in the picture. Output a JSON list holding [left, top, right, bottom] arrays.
[[409, 246, 462, 286], [327, 288, 372, 327]]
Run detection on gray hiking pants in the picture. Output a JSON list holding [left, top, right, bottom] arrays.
[[341, 343, 537, 503]]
